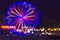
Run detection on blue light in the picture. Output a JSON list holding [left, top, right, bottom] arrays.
[[5, 2, 40, 35]]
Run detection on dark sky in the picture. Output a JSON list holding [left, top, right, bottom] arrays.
[[0, 0, 60, 27], [0, 0, 60, 40]]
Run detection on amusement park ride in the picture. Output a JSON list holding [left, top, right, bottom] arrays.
[[0, 2, 60, 36], [0, 2, 39, 35]]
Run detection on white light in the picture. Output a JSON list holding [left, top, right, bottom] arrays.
[[24, 32, 26, 34], [22, 26, 28, 29], [32, 32, 34, 34], [9, 26, 15, 29], [59, 28, 60, 31], [19, 30, 22, 32], [26, 29, 30, 33], [27, 30, 30, 33], [41, 32, 45, 35], [16, 29, 22, 32], [16, 29, 19, 32], [48, 32, 52, 35]]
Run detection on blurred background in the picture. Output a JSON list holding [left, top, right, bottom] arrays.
[[0, 0, 60, 40], [0, 0, 60, 27]]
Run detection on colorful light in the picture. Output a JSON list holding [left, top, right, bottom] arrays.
[[1, 26, 9, 30], [1, 26, 15, 30], [5, 2, 39, 34], [40, 28, 45, 31], [48, 28, 51, 31], [53, 28, 58, 31]]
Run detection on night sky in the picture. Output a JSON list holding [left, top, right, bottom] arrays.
[[0, 0, 60, 40], [0, 0, 60, 26], [0, 0, 60, 27]]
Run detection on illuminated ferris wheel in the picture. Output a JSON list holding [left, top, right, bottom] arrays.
[[6, 2, 39, 33]]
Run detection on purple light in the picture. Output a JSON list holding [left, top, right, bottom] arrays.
[[5, 2, 39, 35]]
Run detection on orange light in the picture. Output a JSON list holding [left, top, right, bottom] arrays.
[[29, 28, 33, 31], [1, 26, 15, 30], [1, 26, 9, 30]]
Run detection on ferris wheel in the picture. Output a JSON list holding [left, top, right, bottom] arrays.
[[5, 2, 39, 33]]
